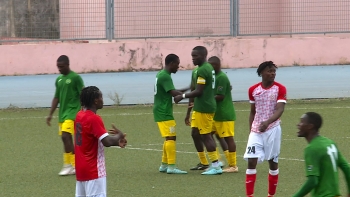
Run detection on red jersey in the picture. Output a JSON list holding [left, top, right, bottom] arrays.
[[248, 81, 287, 133], [74, 109, 109, 181]]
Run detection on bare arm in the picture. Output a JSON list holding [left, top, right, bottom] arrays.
[[259, 102, 285, 132], [249, 103, 256, 131], [101, 133, 126, 147], [266, 102, 285, 124], [169, 90, 184, 97], [215, 95, 224, 102], [46, 97, 59, 126], [183, 84, 205, 98], [176, 85, 191, 93]]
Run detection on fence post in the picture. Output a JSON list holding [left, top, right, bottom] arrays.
[[111, 0, 115, 40], [232, 0, 238, 37], [105, 0, 111, 41]]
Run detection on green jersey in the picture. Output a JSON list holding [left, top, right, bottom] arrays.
[[191, 67, 198, 89], [153, 70, 175, 122], [193, 62, 216, 113], [304, 136, 349, 197], [54, 71, 84, 123], [214, 71, 236, 121]]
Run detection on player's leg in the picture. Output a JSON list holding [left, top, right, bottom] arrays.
[[157, 120, 187, 174], [84, 177, 107, 197], [243, 132, 264, 197], [265, 125, 282, 197], [59, 120, 75, 176], [219, 121, 238, 173], [75, 181, 86, 197], [212, 123, 227, 168], [190, 127, 209, 170], [195, 112, 222, 175], [190, 111, 209, 170]]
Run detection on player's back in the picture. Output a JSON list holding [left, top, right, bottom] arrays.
[[306, 136, 341, 197], [55, 71, 82, 121], [153, 70, 174, 122], [74, 109, 106, 181], [193, 62, 216, 113], [214, 71, 235, 121]]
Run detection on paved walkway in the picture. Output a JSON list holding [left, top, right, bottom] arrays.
[[0, 65, 349, 108]]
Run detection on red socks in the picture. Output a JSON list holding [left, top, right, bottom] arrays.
[[246, 169, 279, 197], [268, 169, 279, 196], [246, 169, 257, 196]]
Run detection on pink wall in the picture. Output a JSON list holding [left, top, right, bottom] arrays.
[[1, 36, 350, 76]]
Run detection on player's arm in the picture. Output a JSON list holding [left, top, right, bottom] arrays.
[[92, 118, 127, 148], [260, 86, 287, 131], [337, 150, 350, 195], [265, 102, 285, 125], [185, 83, 195, 126], [182, 78, 205, 98], [215, 77, 226, 102], [248, 87, 256, 131], [101, 132, 127, 148], [249, 103, 256, 131], [176, 85, 191, 93], [292, 176, 318, 197], [46, 81, 60, 126], [293, 147, 320, 197]]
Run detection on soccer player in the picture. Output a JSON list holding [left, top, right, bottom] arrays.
[[75, 86, 127, 197], [208, 56, 238, 173], [186, 65, 227, 170], [46, 55, 84, 176], [292, 112, 350, 197], [243, 61, 287, 197], [174, 46, 222, 175], [154, 54, 188, 174]]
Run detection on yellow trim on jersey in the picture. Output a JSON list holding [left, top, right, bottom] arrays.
[[197, 76, 206, 84]]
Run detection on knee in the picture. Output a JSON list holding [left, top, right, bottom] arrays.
[[191, 129, 201, 139], [247, 159, 258, 169], [165, 136, 176, 141], [61, 132, 72, 142]]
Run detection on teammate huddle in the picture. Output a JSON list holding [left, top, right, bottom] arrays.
[[47, 49, 350, 197]]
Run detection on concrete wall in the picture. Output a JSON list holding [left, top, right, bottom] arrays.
[[1, 36, 350, 76]]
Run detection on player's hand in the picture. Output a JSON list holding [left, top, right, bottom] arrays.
[[108, 123, 123, 135], [118, 134, 127, 148], [46, 115, 52, 126], [174, 95, 183, 104], [259, 121, 269, 132], [185, 114, 191, 126]]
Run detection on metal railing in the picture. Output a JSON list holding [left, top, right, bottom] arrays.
[[0, 0, 349, 43]]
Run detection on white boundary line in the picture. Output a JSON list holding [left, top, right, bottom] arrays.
[[113, 146, 305, 162], [1, 106, 350, 121]]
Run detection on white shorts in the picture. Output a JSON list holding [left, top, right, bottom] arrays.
[[76, 177, 107, 197], [243, 125, 281, 163]]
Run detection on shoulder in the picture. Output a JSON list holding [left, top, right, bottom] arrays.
[[274, 82, 286, 90], [249, 83, 261, 91]]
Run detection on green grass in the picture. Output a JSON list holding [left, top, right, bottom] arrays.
[[2, 99, 350, 197]]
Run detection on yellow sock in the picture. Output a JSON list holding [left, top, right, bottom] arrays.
[[165, 140, 176, 165], [224, 150, 229, 163], [198, 152, 209, 165], [63, 153, 70, 165], [162, 141, 168, 164], [70, 153, 75, 167], [216, 147, 222, 160], [207, 151, 219, 162], [228, 152, 237, 167]]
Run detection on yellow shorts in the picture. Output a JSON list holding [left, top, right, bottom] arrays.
[[157, 120, 176, 137], [193, 111, 214, 135], [190, 111, 197, 128], [58, 119, 75, 135], [212, 121, 235, 138]]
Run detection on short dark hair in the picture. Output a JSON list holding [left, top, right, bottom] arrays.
[[57, 55, 69, 65], [305, 112, 323, 130], [80, 86, 100, 108], [165, 54, 179, 65], [256, 61, 277, 76], [192, 46, 208, 57], [208, 56, 221, 64]]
